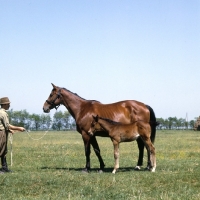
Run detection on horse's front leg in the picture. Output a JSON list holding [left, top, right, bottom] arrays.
[[112, 141, 119, 174], [90, 136, 105, 172], [82, 132, 91, 172]]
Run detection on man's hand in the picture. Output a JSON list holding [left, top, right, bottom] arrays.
[[19, 127, 25, 132], [9, 129, 14, 134], [9, 127, 25, 133]]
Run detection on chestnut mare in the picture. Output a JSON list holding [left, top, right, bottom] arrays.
[[43, 83, 159, 172], [88, 115, 156, 174]]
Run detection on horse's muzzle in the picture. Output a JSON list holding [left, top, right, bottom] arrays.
[[43, 107, 50, 113], [87, 131, 93, 137]]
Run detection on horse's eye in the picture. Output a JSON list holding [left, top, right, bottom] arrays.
[[91, 123, 95, 128]]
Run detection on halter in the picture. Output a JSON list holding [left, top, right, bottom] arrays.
[[46, 89, 62, 110]]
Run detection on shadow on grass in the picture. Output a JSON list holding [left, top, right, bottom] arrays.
[[40, 166, 148, 173]]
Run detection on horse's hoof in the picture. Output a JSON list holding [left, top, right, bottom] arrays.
[[134, 166, 141, 171], [82, 168, 90, 173], [150, 167, 156, 172], [145, 166, 156, 172], [98, 169, 104, 173]]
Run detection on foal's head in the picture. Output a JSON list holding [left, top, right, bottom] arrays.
[[88, 115, 102, 136]]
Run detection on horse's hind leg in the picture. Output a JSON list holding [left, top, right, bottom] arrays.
[[135, 137, 144, 170], [90, 136, 105, 172], [112, 141, 119, 174]]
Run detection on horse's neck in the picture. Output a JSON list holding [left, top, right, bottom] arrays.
[[61, 89, 85, 119]]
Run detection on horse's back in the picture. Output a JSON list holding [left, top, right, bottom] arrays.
[[78, 99, 150, 132], [93, 100, 150, 122]]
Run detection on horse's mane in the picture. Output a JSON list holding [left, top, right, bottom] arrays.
[[62, 87, 100, 103], [99, 116, 122, 125]]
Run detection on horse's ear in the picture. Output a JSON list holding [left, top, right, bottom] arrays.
[[51, 83, 56, 88]]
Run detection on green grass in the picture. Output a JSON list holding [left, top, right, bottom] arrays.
[[1, 130, 200, 199]]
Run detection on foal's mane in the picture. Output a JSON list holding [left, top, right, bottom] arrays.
[[99, 116, 122, 125], [62, 87, 100, 103]]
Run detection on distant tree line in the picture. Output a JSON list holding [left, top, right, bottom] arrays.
[[156, 117, 195, 130], [7, 109, 76, 131], [7, 109, 197, 131]]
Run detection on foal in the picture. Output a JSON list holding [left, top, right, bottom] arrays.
[[88, 115, 156, 174]]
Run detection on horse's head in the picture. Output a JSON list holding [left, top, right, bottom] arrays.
[[43, 83, 63, 113], [88, 115, 102, 136]]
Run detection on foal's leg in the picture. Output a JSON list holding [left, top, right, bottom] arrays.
[[149, 142, 156, 172], [112, 140, 119, 174], [142, 138, 156, 172]]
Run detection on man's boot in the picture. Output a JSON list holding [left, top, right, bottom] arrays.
[[1, 157, 12, 173]]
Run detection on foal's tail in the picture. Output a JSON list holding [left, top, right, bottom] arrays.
[[146, 105, 160, 144]]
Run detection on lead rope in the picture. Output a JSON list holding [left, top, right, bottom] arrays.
[[9, 130, 49, 166], [9, 133, 13, 166], [25, 130, 48, 140]]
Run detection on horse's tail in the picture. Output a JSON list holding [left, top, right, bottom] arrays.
[[146, 105, 160, 144]]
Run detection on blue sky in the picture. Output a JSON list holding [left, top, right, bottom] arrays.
[[0, 0, 200, 120]]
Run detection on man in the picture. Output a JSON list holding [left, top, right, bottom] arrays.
[[0, 97, 25, 173]]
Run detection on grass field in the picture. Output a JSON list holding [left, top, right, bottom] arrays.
[[0, 130, 200, 200]]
